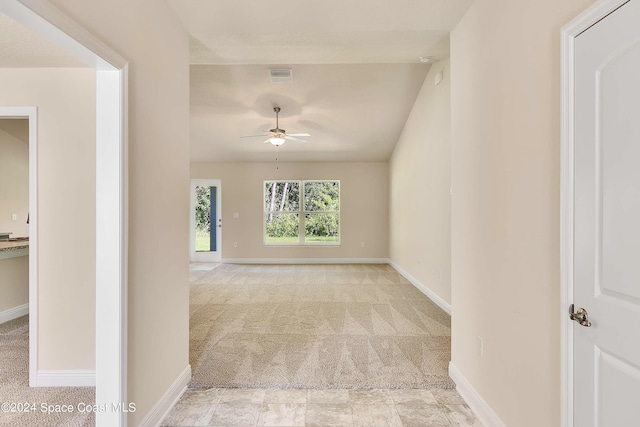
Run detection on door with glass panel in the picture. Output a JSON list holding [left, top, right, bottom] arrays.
[[190, 179, 221, 262]]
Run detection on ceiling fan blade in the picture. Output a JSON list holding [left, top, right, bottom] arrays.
[[286, 133, 310, 137], [285, 135, 307, 143], [262, 138, 272, 144], [240, 133, 270, 138]]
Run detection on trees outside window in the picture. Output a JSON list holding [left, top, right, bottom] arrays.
[[264, 180, 340, 245]]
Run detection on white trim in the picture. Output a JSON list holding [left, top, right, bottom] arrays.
[[388, 260, 451, 315], [449, 362, 507, 427], [0, 247, 29, 260], [95, 66, 128, 426], [36, 370, 96, 387], [560, 2, 628, 426], [222, 257, 390, 265], [0, 3, 128, 426], [263, 180, 341, 247], [190, 179, 222, 263], [0, 106, 38, 388], [0, 303, 29, 324], [139, 365, 191, 427]]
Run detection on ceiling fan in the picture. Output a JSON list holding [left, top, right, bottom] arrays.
[[241, 107, 310, 146]]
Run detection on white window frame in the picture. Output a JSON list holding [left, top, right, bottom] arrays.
[[263, 180, 341, 246]]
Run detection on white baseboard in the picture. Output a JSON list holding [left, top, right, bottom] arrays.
[[139, 364, 191, 427], [35, 370, 96, 387], [388, 261, 451, 315], [449, 362, 507, 427], [222, 257, 390, 265], [0, 303, 29, 324]]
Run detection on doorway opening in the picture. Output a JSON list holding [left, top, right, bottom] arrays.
[[190, 179, 222, 263], [0, 2, 127, 426], [0, 110, 34, 390]]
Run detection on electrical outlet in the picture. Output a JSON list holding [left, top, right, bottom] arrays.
[[11, 213, 17, 221], [477, 336, 484, 357], [361, 241, 365, 248], [233, 242, 238, 248]]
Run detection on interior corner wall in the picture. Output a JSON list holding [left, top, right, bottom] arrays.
[[0, 127, 29, 316], [389, 58, 451, 305], [190, 162, 389, 260], [0, 127, 29, 237], [0, 68, 97, 369], [48, 1, 191, 423], [450, 0, 594, 425]]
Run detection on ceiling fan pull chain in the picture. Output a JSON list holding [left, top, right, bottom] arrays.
[[275, 145, 279, 170]]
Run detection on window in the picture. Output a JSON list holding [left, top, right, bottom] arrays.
[[264, 180, 340, 245]]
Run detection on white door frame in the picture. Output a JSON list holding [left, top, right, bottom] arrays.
[[190, 179, 222, 262], [560, 1, 629, 425], [0, 1, 129, 426], [0, 106, 38, 377], [0, 107, 37, 379]]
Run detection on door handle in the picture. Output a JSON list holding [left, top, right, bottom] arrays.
[[569, 304, 591, 327]]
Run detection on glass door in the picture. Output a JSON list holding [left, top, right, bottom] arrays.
[[190, 179, 221, 262]]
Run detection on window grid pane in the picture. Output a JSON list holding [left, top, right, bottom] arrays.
[[305, 213, 339, 243], [264, 213, 300, 244], [303, 181, 340, 212], [263, 180, 339, 245]]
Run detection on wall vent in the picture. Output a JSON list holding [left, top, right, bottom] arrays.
[[269, 68, 292, 83]]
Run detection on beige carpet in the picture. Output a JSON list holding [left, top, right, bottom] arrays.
[[189, 264, 454, 389], [0, 316, 95, 427]]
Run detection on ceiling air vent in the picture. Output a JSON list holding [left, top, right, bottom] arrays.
[[269, 68, 292, 83]]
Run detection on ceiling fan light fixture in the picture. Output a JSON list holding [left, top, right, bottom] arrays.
[[269, 136, 286, 146]]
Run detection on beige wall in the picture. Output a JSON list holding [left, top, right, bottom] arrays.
[[389, 59, 451, 304], [0, 256, 29, 315], [450, 0, 594, 425], [0, 126, 29, 237], [49, 0, 191, 423], [0, 125, 29, 319], [0, 68, 96, 370], [191, 162, 389, 260]]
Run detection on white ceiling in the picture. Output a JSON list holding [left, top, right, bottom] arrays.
[[191, 63, 429, 162], [0, 13, 86, 68], [170, 0, 473, 162], [1, 2, 473, 163], [167, 0, 472, 64]]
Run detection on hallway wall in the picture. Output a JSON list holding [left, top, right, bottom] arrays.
[[450, 0, 595, 425], [389, 58, 451, 306], [49, 0, 191, 424], [0, 68, 97, 370]]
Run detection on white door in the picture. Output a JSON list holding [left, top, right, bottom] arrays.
[[574, 0, 640, 425], [190, 179, 222, 262]]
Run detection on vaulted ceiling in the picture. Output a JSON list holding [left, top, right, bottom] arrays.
[[168, 0, 474, 162], [1, 1, 474, 163]]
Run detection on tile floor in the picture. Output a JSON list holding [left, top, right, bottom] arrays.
[[161, 387, 481, 427]]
